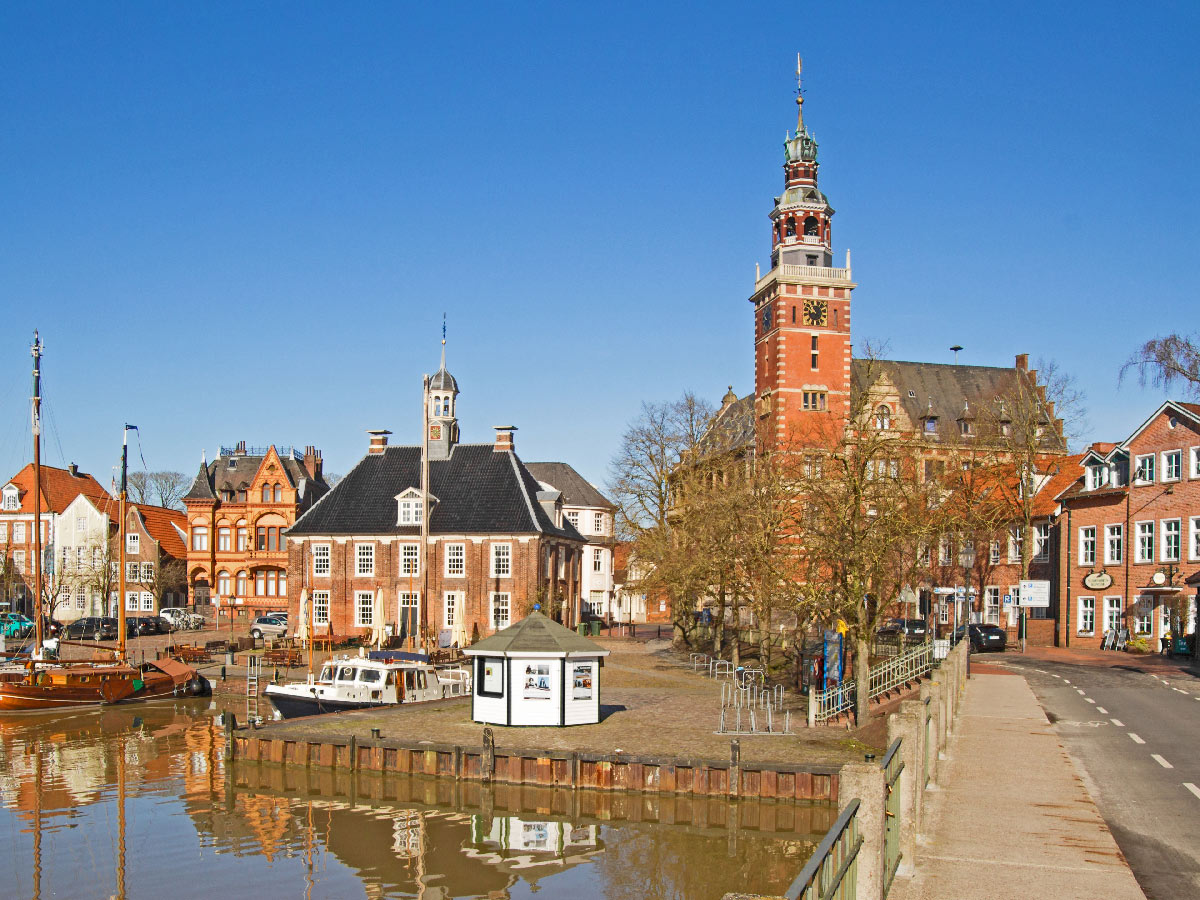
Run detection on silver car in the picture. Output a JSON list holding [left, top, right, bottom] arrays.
[[250, 616, 288, 640]]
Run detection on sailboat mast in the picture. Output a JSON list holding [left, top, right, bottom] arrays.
[[31, 332, 44, 654], [117, 426, 129, 660], [420, 373, 430, 652]]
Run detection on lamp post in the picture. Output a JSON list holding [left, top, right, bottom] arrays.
[[959, 543, 976, 678]]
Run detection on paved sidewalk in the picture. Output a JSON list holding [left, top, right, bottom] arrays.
[[1020, 644, 1199, 677], [890, 671, 1146, 900]]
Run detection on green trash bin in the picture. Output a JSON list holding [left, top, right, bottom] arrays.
[[589, 620, 601, 637], [576, 623, 587, 636]]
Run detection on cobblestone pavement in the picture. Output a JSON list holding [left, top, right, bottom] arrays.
[[251, 639, 885, 767]]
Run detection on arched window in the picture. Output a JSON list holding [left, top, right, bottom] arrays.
[[261, 484, 270, 503], [785, 218, 796, 237], [217, 571, 231, 596], [434, 396, 442, 417], [235, 571, 247, 597], [273, 483, 282, 503], [803, 216, 820, 236], [875, 405, 892, 429]]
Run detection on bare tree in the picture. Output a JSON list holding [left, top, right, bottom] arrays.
[[1122, 333, 1200, 399], [127, 471, 190, 510]]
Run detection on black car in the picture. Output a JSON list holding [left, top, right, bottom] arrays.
[[63, 616, 119, 641], [954, 623, 1007, 653], [134, 615, 166, 635], [877, 618, 929, 640]]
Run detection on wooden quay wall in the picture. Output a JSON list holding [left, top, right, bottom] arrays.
[[227, 726, 842, 804]]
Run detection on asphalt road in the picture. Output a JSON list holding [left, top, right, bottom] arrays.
[[1000, 655, 1200, 900]]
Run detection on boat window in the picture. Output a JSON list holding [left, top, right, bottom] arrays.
[[337, 667, 357, 682], [417, 671, 426, 690], [318, 666, 334, 684], [359, 669, 382, 683], [405, 671, 416, 691]]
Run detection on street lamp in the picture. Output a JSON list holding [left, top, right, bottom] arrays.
[[959, 543, 976, 678]]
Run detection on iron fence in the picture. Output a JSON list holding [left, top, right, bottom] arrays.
[[868, 642, 933, 699], [785, 798, 862, 900], [882, 738, 904, 895]]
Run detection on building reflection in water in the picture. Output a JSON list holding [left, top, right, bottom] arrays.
[[0, 705, 831, 900]]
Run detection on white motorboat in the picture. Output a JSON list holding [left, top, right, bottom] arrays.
[[264, 655, 471, 719]]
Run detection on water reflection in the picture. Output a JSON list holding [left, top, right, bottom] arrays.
[[0, 705, 831, 899]]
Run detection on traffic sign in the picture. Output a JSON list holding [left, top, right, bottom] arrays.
[[1019, 580, 1051, 608]]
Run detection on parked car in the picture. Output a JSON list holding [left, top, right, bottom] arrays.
[[249, 616, 288, 640], [953, 623, 1007, 653], [0, 613, 35, 639], [877, 618, 929, 640], [39, 615, 63, 638], [134, 615, 166, 635], [159, 608, 200, 630], [63, 616, 119, 641]]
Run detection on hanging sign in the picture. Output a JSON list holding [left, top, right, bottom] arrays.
[[1083, 571, 1113, 590]]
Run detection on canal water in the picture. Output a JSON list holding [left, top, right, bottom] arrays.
[[0, 702, 830, 899]]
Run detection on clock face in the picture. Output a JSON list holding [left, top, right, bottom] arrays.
[[803, 299, 829, 327], [761, 306, 772, 332]]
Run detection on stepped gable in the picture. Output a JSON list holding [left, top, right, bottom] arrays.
[[525, 462, 615, 511], [467, 610, 606, 656], [289, 444, 579, 539]]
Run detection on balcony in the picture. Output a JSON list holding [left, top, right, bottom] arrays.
[[755, 263, 854, 293]]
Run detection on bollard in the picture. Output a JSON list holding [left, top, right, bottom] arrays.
[[221, 665, 227, 681], [371, 727, 381, 740]]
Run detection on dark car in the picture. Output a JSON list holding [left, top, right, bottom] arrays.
[[954, 623, 1007, 653], [63, 616, 119, 641], [877, 618, 929, 640], [134, 615, 166, 635]]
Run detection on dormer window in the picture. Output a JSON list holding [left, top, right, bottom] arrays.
[[923, 417, 938, 434], [1086, 464, 1109, 491], [959, 419, 972, 436], [1, 486, 17, 511], [395, 488, 437, 526]]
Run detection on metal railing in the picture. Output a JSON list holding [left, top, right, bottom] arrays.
[[811, 679, 857, 724], [869, 642, 933, 699], [882, 739, 904, 895], [785, 799, 862, 900]]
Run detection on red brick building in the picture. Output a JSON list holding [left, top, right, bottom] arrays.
[[1053, 402, 1200, 650], [284, 359, 586, 647], [183, 443, 329, 621], [119, 503, 189, 616]]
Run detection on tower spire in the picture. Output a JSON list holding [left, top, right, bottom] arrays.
[[795, 54, 804, 132]]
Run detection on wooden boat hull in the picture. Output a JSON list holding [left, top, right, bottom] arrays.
[[0, 659, 209, 712]]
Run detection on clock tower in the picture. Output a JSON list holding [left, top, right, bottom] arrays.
[[751, 57, 856, 449]]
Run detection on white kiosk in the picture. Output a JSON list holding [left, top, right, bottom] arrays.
[[464, 611, 609, 727]]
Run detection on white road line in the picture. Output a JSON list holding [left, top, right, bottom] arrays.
[[1086, 698, 1095, 704], [1162, 681, 1170, 686], [1063, 679, 1070, 683], [1032, 669, 1048, 674], [1076, 688, 1085, 695], [1129, 733, 1145, 744], [1096, 707, 1108, 714], [1173, 687, 1186, 694], [1185, 783, 1200, 800], [1110, 718, 1124, 727], [1151, 675, 1160, 680], [1152, 754, 1173, 769]]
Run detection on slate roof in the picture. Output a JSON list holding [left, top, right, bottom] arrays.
[[524, 462, 615, 510], [289, 443, 583, 540], [463, 611, 608, 656], [185, 450, 329, 503], [3, 463, 112, 515], [696, 394, 757, 455]]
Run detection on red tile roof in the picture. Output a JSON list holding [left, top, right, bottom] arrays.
[[1032, 454, 1086, 516], [130, 504, 187, 558], [3, 463, 112, 515]]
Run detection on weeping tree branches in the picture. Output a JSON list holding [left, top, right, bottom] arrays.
[[1122, 333, 1200, 399]]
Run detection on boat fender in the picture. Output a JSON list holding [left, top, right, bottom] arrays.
[[189, 676, 210, 696]]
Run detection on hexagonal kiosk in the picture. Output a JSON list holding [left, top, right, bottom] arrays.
[[463, 612, 609, 726]]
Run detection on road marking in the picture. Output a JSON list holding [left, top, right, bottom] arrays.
[[1129, 733, 1145, 744], [1173, 687, 1186, 694], [1076, 689, 1085, 695], [1162, 681, 1170, 686], [1110, 718, 1124, 726], [1185, 783, 1200, 800], [1063, 679, 1071, 684], [1152, 754, 1173, 769], [1032, 669, 1048, 674], [1096, 707, 1108, 714], [1085, 698, 1095, 704]]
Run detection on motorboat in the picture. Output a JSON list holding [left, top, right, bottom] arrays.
[[264, 655, 471, 719]]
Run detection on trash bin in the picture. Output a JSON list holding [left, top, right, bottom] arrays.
[[589, 620, 601, 637], [576, 623, 587, 636]]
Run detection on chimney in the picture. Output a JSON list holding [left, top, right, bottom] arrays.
[[303, 445, 323, 479], [1014, 353, 1028, 371], [68, 463, 79, 477], [493, 426, 517, 453], [236, 440, 247, 455], [367, 430, 391, 455]]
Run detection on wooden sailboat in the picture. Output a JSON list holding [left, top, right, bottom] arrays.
[[0, 333, 209, 712]]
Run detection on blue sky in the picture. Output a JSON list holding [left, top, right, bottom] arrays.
[[2, 1, 1197, 491]]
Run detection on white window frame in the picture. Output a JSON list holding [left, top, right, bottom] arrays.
[[490, 543, 511, 578], [566, 511, 580, 529], [1161, 518, 1181, 562], [593, 512, 605, 535], [1134, 453, 1155, 484], [1078, 526, 1096, 566], [1105, 524, 1123, 565], [141, 562, 153, 581], [1033, 523, 1050, 562], [592, 547, 604, 573], [126, 561, 140, 581], [1135, 521, 1154, 563], [141, 591, 154, 612], [1, 488, 17, 511], [1077, 596, 1095, 635], [443, 591, 460, 629], [984, 586, 1000, 625], [445, 542, 465, 577], [1190, 516, 1200, 561], [1103, 595, 1123, 633], [14, 522, 25, 543], [400, 543, 420, 576], [1086, 464, 1108, 491], [1133, 597, 1152, 634], [988, 539, 1001, 565], [354, 591, 374, 627], [217, 526, 231, 551], [355, 543, 375, 577], [398, 498, 422, 525], [312, 590, 330, 626], [1162, 450, 1181, 482], [490, 592, 511, 630], [1191, 446, 1200, 479], [126, 591, 139, 611], [312, 544, 331, 577], [191, 525, 208, 551]]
